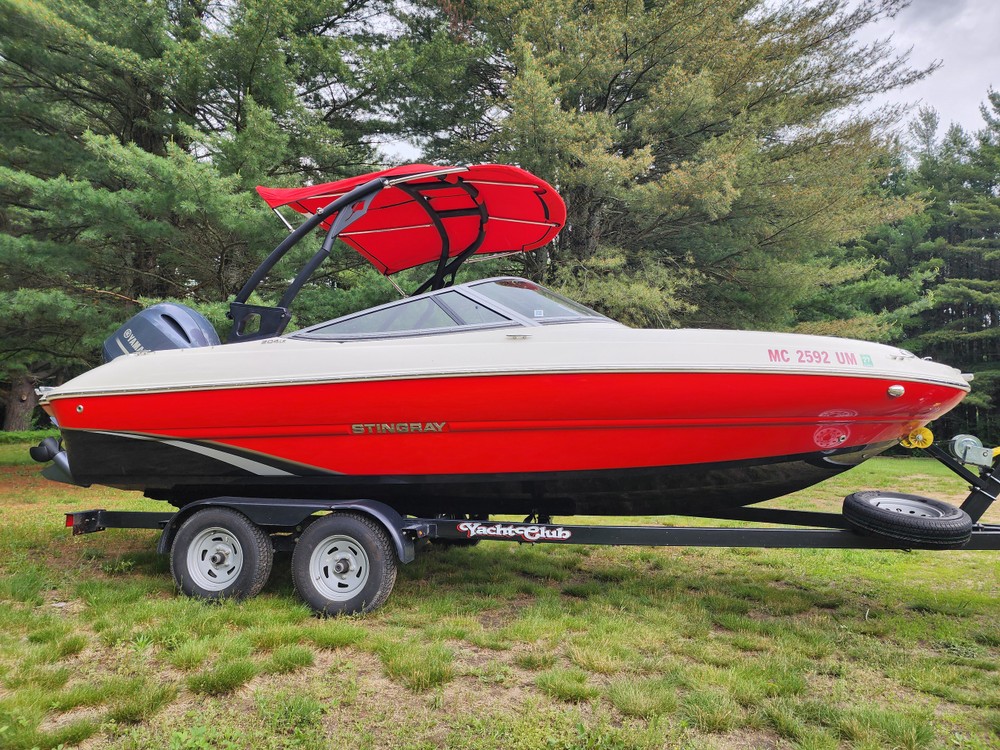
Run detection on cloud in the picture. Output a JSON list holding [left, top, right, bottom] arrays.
[[898, 0, 972, 29], [863, 0, 998, 133]]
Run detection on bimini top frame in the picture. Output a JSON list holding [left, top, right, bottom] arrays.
[[229, 164, 566, 343]]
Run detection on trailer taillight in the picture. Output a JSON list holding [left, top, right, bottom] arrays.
[[65, 513, 74, 528]]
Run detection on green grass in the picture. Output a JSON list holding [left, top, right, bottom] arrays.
[[605, 665, 687, 718], [262, 644, 315, 674], [373, 637, 456, 691], [0, 564, 49, 604], [187, 660, 259, 695], [106, 683, 178, 724], [0, 447, 997, 748], [535, 666, 599, 702], [304, 619, 367, 649], [255, 688, 325, 736], [0, 717, 99, 750], [0, 429, 58, 447], [513, 648, 556, 670]]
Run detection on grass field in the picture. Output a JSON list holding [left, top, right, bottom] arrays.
[[0, 443, 997, 749]]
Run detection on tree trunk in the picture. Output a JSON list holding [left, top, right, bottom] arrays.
[[562, 189, 604, 262], [3, 373, 38, 431]]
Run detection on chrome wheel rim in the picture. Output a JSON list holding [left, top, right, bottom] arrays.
[[187, 527, 244, 591], [309, 534, 370, 601], [870, 496, 946, 518]]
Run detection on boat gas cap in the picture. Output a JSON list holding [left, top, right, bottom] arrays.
[[887, 385, 905, 398]]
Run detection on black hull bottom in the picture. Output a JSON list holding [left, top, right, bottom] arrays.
[[61, 429, 892, 517]]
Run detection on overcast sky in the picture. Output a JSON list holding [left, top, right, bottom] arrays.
[[864, 0, 999, 136]]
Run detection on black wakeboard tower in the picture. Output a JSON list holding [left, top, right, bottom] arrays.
[[228, 164, 566, 343]]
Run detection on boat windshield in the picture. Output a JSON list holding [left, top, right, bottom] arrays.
[[470, 279, 603, 322], [294, 278, 604, 340]]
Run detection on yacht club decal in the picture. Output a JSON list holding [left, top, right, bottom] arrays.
[[351, 422, 447, 435], [457, 521, 572, 542]]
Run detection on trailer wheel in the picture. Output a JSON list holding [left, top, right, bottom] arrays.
[[170, 508, 273, 601], [843, 491, 973, 549], [292, 512, 397, 616]]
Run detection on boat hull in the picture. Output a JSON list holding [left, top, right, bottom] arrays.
[[59, 427, 888, 515], [47, 370, 965, 515]]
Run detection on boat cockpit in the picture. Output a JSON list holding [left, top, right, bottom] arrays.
[[292, 278, 611, 341]]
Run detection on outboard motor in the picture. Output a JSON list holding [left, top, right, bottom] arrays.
[[102, 303, 221, 363]]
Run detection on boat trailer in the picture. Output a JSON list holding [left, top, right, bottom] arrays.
[[63, 432, 1000, 615]]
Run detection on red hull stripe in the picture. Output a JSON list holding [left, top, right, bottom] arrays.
[[51, 372, 966, 476]]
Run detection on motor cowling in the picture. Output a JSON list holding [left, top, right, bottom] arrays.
[[102, 303, 221, 363]]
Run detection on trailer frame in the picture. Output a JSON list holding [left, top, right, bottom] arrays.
[[62, 440, 1000, 614]]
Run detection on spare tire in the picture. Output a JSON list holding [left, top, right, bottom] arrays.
[[843, 491, 973, 549]]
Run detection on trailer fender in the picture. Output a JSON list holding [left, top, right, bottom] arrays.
[[156, 498, 416, 563], [320, 501, 418, 564]]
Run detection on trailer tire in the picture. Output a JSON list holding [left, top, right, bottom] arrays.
[[843, 491, 973, 549], [292, 512, 397, 616], [170, 508, 273, 601]]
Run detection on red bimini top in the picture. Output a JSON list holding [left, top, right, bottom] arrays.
[[255, 164, 566, 276]]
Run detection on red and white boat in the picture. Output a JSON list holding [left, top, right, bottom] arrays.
[[37, 164, 971, 518]]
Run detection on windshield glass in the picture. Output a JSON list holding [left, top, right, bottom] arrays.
[[471, 279, 603, 321], [296, 288, 514, 339], [294, 278, 605, 340], [304, 297, 457, 336], [435, 291, 511, 325]]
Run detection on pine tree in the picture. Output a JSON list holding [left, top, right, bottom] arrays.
[[798, 95, 1000, 443], [0, 0, 438, 428], [900, 98, 1000, 441], [403, 0, 931, 329]]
